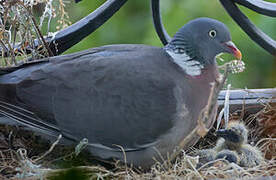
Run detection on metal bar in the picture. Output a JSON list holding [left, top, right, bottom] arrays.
[[233, 0, 276, 17], [151, 0, 171, 45], [151, 0, 276, 55], [50, 0, 128, 55], [0, 0, 128, 57], [218, 88, 276, 113], [220, 0, 276, 56]]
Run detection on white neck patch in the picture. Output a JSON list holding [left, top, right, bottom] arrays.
[[165, 50, 204, 76]]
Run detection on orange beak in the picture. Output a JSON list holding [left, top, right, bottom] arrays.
[[233, 48, 242, 60], [223, 41, 242, 60]]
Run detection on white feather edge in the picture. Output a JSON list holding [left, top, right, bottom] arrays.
[[165, 50, 203, 76]]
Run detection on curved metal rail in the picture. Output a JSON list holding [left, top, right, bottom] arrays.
[[220, 0, 276, 55], [1, 0, 276, 57], [151, 0, 171, 45], [233, 0, 276, 17], [151, 0, 276, 55], [0, 0, 128, 57]]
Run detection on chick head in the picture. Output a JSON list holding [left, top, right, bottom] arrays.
[[216, 121, 248, 147]]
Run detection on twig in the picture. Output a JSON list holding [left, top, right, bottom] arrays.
[[28, 9, 54, 57], [197, 63, 231, 137], [0, 39, 9, 66], [223, 84, 231, 128], [113, 144, 128, 173], [33, 134, 62, 162], [6, 1, 54, 58], [167, 64, 231, 164], [217, 107, 224, 130], [186, 156, 203, 180], [75, 138, 88, 156]]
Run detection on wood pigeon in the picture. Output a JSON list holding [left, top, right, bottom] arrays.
[[0, 18, 242, 169]]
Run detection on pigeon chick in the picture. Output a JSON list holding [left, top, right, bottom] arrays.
[[193, 145, 239, 167], [215, 121, 263, 167], [238, 144, 264, 167], [192, 148, 216, 168], [215, 149, 239, 164]]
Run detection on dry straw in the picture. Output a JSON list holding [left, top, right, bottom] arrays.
[[0, 0, 71, 65], [0, 1, 275, 179]]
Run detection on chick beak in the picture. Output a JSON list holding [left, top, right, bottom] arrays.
[[223, 41, 242, 60]]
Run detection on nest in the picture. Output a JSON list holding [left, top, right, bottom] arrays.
[[0, 1, 275, 179], [0, 0, 71, 64], [0, 103, 275, 180]]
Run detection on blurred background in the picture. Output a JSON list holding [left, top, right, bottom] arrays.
[[45, 0, 276, 89]]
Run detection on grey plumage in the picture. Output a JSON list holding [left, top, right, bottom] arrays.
[[0, 18, 241, 168], [215, 149, 239, 164], [239, 144, 263, 167], [215, 122, 248, 152], [215, 121, 264, 167], [192, 148, 216, 168], [194, 121, 263, 168]]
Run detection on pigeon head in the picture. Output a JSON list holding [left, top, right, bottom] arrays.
[[216, 121, 248, 147], [165, 18, 241, 76]]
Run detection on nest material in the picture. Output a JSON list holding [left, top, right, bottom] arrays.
[[0, 0, 71, 64], [0, 103, 275, 180], [0, 1, 275, 179], [255, 104, 276, 160]]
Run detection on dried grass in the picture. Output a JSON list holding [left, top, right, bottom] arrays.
[[0, 0, 71, 64], [0, 103, 275, 180], [0, 1, 275, 179]]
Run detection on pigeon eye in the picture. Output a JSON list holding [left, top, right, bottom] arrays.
[[209, 30, 217, 38]]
